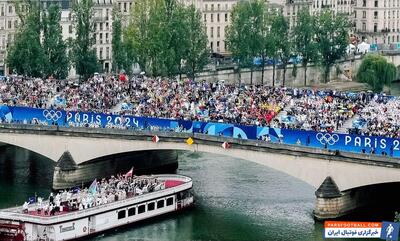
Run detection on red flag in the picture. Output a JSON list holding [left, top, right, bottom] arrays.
[[152, 135, 159, 143], [125, 167, 134, 177], [222, 142, 230, 149]]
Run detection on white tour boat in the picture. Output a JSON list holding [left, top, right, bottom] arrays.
[[0, 174, 193, 241]]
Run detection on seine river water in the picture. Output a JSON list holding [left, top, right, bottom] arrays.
[[0, 146, 396, 241]]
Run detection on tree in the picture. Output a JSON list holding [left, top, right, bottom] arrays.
[[357, 54, 396, 92], [42, 4, 69, 79], [293, 8, 318, 86], [71, 0, 98, 80], [226, 0, 262, 85], [7, 1, 46, 77], [270, 13, 292, 87], [184, 5, 209, 81], [315, 10, 350, 83], [112, 7, 125, 73]]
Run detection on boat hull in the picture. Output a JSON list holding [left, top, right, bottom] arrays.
[[0, 174, 193, 241]]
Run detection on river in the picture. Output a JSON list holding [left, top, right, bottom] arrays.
[[0, 146, 396, 241]]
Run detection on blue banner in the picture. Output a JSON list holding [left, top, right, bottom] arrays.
[[1, 105, 400, 158]]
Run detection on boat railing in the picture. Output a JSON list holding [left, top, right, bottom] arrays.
[[0, 175, 192, 224]]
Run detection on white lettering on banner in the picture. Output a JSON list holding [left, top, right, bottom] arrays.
[[380, 139, 387, 149], [132, 118, 139, 127], [96, 115, 101, 124], [66, 112, 73, 122], [82, 113, 89, 123], [74, 112, 80, 123], [394, 140, 400, 150], [345, 135, 352, 145], [354, 137, 361, 147], [364, 138, 371, 148], [343, 135, 391, 150]]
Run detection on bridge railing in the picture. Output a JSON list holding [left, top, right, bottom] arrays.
[[1, 105, 400, 159]]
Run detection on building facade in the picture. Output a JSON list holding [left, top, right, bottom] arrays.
[[0, 0, 19, 75], [353, 0, 400, 45]]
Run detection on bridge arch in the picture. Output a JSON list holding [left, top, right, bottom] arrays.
[[2, 130, 400, 192]]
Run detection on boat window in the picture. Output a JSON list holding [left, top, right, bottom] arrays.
[[166, 197, 174, 206], [148, 202, 155, 211], [138, 204, 146, 214], [157, 199, 165, 209], [118, 210, 126, 219], [128, 207, 136, 216]]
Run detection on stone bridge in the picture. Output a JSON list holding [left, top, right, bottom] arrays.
[[1, 124, 400, 219]]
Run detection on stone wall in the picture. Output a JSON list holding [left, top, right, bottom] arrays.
[[195, 54, 400, 86]]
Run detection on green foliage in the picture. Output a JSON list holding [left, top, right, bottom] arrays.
[[42, 4, 69, 79], [226, 0, 264, 84], [293, 8, 318, 86], [125, 0, 208, 78], [357, 54, 396, 92], [112, 8, 125, 73], [7, 2, 46, 77], [71, 0, 98, 80], [315, 10, 351, 83], [270, 13, 292, 86], [184, 5, 209, 80]]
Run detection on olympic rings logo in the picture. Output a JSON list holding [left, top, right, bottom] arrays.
[[316, 133, 339, 146], [43, 110, 62, 121]]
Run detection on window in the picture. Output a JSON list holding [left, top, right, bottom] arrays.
[[100, 33, 103, 44], [148, 202, 155, 211], [69, 25, 73, 34], [211, 14, 213, 22], [217, 14, 220, 22], [100, 22, 103, 31], [106, 33, 109, 43], [166, 197, 174, 206], [99, 47, 103, 59], [362, 0, 366, 7], [124, 2, 127, 12], [204, 14, 206, 22], [210, 27, 213, 37], [1, 6, 4, 16], [8, 5, 12, 14], [217, 27, 220, 37], [118, 210, 126, 219], [138, 204, 145, 214], [7, 20, 11, 29], [374, 11, 378, 19], [374, 23, 378, 32], [362, 11, 366, 18], [375, 0, 378, 7], [225, 13, 228, 22], [128, 207, 136, 216], [157, 200, 165, 209]]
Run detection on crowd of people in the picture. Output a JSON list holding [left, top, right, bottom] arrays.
[[354, 96, 400, 138], [278, 89, 367, 132], [23, 174, 166, 216], [1, 74, 400, 138]]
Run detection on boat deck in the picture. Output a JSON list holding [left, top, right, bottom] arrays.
[[0, 175, 192, 224], [23, 180, 184, 217]]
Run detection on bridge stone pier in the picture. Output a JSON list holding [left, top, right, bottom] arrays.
[[1, 124, 400, 220]]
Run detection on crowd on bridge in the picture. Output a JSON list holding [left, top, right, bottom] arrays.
[[1, 74, 400, 138]]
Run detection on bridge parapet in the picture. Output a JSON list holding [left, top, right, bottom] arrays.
[[1, 123, 400, 169]]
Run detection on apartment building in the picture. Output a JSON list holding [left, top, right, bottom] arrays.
[[284, 0, 312, 29], [354, 0, 400, 44], [0, 0, 19, 75], [312, 0, 353, 15]]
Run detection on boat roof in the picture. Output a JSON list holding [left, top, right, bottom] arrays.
[[0, 174, 192, 225]]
